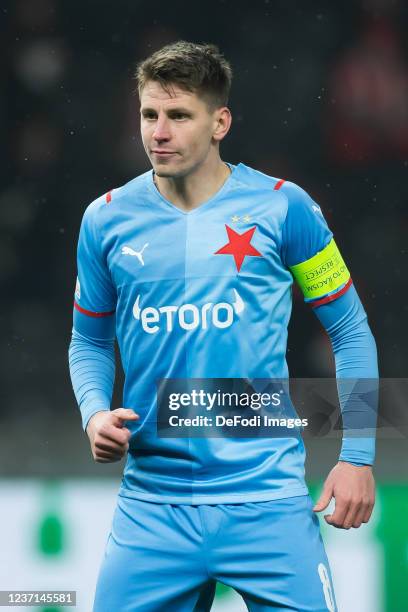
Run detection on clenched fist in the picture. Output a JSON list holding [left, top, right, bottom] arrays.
[[86, 408, 139, 463]]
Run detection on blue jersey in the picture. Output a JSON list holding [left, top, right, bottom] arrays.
[[72, 162, 355, 504]]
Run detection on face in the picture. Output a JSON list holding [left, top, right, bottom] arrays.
[[140, 80, 230, 178]]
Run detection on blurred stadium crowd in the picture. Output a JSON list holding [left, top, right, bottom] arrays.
[[2, 0, 407, 442]]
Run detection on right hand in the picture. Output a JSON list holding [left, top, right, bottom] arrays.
[[86, 408, 139, 463]]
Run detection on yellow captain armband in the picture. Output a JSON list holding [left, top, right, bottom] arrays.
[[289, 238, 351, 301]]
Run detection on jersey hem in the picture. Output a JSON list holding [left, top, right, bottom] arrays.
[[117, 483, 309, 505]]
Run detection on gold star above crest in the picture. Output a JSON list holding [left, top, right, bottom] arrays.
[[231, 215, 240, 223], [242, 214, 251, 223]]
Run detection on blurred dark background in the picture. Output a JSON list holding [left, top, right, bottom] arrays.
[[1, 0, 407, 475]]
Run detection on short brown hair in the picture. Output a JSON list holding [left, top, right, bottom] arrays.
[[135, 40, 233, 110]]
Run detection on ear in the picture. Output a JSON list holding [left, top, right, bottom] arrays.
[[212, 107, 232, 142]]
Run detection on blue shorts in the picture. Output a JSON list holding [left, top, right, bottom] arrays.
[[93, 494, 337, 612]]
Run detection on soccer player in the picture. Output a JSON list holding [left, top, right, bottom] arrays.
[[69, 41, 378, 611]]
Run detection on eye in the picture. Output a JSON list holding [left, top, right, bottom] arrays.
[[142, 112, 157, 120], [173, 113, 189, 121]]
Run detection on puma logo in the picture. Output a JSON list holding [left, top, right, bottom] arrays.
[[121, 244, 149, 266]]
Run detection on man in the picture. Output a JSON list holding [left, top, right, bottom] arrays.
[[69, 41, 377, 611]]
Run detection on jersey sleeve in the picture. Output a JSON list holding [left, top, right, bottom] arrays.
[[314, 284, 378, 466], [278, 180, 377, 465], [69, 199, 117, 430], [74, 200, 117, 317], [279, 181, 352, 306]]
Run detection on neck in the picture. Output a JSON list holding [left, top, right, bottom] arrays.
[[153, 156, 231, 212]]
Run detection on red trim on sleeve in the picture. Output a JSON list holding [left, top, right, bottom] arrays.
[[74, 300, 115, 318], [274, 179, 286, 191], [310, 278, 353, 308], [106, 190, 112, 204]]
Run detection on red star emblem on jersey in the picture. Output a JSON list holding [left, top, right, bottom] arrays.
[[214, 225, 263, 272]]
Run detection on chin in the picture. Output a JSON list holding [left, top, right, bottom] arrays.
[[153, 163, 190, 179]]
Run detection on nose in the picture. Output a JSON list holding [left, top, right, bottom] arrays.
[[152, 114, 171, 142]]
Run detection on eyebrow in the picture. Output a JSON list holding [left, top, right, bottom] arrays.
[[140, 107, 193, 115]]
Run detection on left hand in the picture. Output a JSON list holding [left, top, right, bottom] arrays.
[[312, 461, 375, 529]]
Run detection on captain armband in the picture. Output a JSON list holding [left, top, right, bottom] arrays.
[[289, 238, 351, 303]]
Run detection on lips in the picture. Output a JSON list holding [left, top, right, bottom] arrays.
[[151, 150, 177, 155]]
